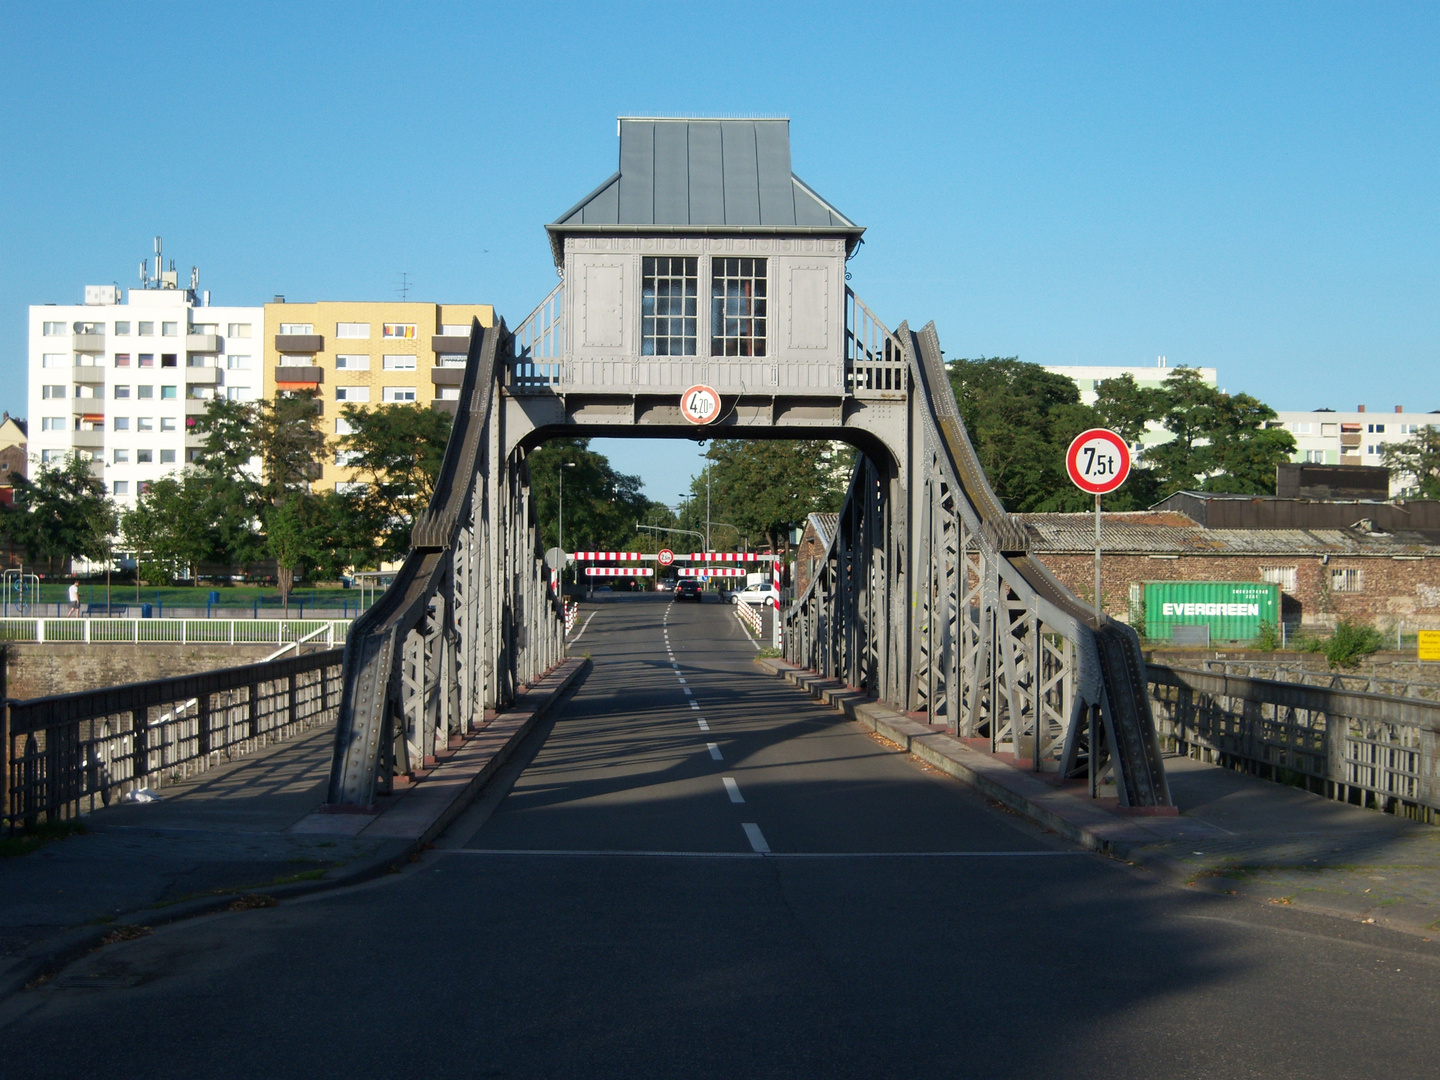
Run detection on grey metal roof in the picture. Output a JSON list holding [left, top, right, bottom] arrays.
[[547, 118, 864, 263], [1017, 511, 1440, 557], [807, 512, 840, 549]]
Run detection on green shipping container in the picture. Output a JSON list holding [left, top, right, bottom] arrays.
[[1143, 581, 1279, 644]]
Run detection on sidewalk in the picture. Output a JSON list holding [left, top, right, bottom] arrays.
[[0, 657, 588, 997], [757, 658, 1440, 937]]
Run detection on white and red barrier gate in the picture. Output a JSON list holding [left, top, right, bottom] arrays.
[[677, 567, 746, 578], [584, 567, 654, 577]]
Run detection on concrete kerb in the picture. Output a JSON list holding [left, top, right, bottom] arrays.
[[1, 656, 590, 1000], [754, 656, 1440, 937]]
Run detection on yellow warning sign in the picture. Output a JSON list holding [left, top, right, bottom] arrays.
[[1418, 631, 1440, 662]]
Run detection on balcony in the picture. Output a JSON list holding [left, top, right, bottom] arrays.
[[71, 429, 104, 449], [275, 366, 323, 385], [72, 365, 106, 382], [186, 333, 221, 353], [70, 398, 104, 415], [87, 460, 104, 480], [430, 367, 464, 386], [431, 400, 458, 416], [184, 367, 222, 385], [72, 333, 106, 352], [275, 334, 324, 353], [431, 335, 470, 354], [184, 398, 212, 416]]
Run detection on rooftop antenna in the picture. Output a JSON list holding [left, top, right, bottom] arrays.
[[189, 266, 199, 291], [397, 271, 411, 300], [154, 236, 162, 286], [139, 260, 149, 288]]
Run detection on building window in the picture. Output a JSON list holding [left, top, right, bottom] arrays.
[[1290, 422, 1312, 434], [42, 322, 67, 335], [160, 417, 176, 431], [336, 322, 370, 339], [137, 385, 154, 399], [1260, 566, 1297, 592], [227, 355, 252, 370], [138, 481, 151, 495], [335, 386, 370, 402], [187, 355, 212, 368], [111, 480, 128, 495], [641, 256, 698, 356], [335, 449, 362, 467], [1366, 444, 1382, 456], [382, 386, 417, 402], [113, 449, 129, 463], [40, 449, 63, 463], [113, 384, 131, 399], [334, 481, 369, 495], [1400, 423, 1422, 435], [335, 354, 369, 370], [335, 417, 355, 435], [1367, 423, 1386, 434], [192, 323, 217, 336], [225, 387, 248, 401], [136, 449, 152, 463], [161, 322, 177, 337], [139, 353, 155, 368], [41, 417, 66, 431], [382, 354, 416, 371], [160, 448, 176, 464], [114, 321, 131, 335], [137, 322, 154, 336], [227, 323, 251, 338], [161, 354, 177, 367], [161, 385, 177, 399], [437, 354, 466, 368], [711, 257, 767, 357], [278, 355, 315, 367], [279, 323, 314, 335], [113, 417, 129, 430], [1331, 568, 1363, 593], [41, 353, 67, 368], [137, 417, 153, 431], [114, 353, 131, 367], [382, 323, 417, 339], [438, 387, 461, 400], [42, 385, 65, 399]]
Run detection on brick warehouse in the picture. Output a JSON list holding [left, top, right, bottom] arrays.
[[1019, 510, 1440, 632]]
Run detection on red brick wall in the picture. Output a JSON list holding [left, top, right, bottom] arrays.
[[1030, 551, 1440, 629]]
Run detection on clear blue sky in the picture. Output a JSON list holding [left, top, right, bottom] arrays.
[[2, 2, 1435, 503]]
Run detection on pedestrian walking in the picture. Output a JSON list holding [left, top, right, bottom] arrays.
[[68, 580, 80, 616]]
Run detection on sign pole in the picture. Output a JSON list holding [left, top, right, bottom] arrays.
[[1094, 493, 1102, 626]]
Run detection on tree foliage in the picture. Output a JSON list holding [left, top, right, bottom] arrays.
[[2, 454, 116, 571], [1383, 424, 1440, 498], [336, 403, 454, 562], [690, 440, 852, 551], [527, 438, 658, 555]]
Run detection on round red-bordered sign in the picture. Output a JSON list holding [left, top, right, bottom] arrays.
[[657, 548, 674, 566], [1065, 428, 1131, 495], [680, 384, 721, 425]]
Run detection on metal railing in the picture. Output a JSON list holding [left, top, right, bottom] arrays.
[[1148, 664, 1440, 823], [733, 598, 762, 637], [1191, 658, 1440, 703], [845, 288, 907, 396], [510, 282, 565, 392], [4, 648, 344, 826], [0, 617, 352, 645]]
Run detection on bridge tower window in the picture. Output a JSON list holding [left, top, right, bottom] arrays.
[[711, 257, 767, 357], [641, 257, 697, 356]]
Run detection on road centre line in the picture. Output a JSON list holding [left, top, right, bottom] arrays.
[[697, 719, 709, 731], [723, 777, 744, 803], [689, 701, 700, 710], [707, 742, 723, 760], [742, 823, 770, 853], [448, 850, 1090, 859]]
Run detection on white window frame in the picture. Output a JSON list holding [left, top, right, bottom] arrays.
[[335, 386, 371, 403], [382, 386, 417, 403], [335, 354, 370, 370], [382, 354, 416, 371], [336, 322, 370, 339]]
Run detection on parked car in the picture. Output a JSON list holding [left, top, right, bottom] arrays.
[[730, 581, 778, 606], [674, 579, 704, 603]]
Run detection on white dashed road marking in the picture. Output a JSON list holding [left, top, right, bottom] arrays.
[[707, 742, 723, 760], [697, 719, 709, 731], [723, 777, 744, 803], [742, 823, 770, 853]]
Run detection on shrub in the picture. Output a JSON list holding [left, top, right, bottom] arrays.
[[1324, 618, 1386, 669], [1252, 621, 1281, 652]]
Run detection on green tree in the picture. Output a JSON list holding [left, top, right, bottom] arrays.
[[1146, 368, 1294, 496], [336, 403, 454, 562], [119, 474, 216, 583], [527, 438, 657, 557], [947, 357, 1099, 512], [1093, 374, 1164, 446], [2, 454, 116, 573], [696, 440, 850, 550], [264, 495, 320, 614], [1384, 424, 1440, 498]]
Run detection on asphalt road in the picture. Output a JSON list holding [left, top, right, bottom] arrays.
[[3, 593, 1439, 1079]]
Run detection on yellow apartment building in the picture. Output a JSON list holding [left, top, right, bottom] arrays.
[[262, 301, 493, 492]]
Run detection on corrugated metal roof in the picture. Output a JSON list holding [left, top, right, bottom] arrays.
[[546, 119, 864, 263], [1017, 511, 1440, 556], [807, 512, 839, 548]]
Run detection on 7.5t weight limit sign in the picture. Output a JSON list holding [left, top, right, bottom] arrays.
[[1065, 428, 1131, 495]]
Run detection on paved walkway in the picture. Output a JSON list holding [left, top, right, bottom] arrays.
[[761, 658, 1440, 936], [0, 657, 587, 996]]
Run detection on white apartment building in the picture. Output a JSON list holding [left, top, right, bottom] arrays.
[[1271, 406, 1436, 496], [28, 281, 262, 507]]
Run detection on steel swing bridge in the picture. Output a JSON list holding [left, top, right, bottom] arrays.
[[326, 118, 1171, 810]]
